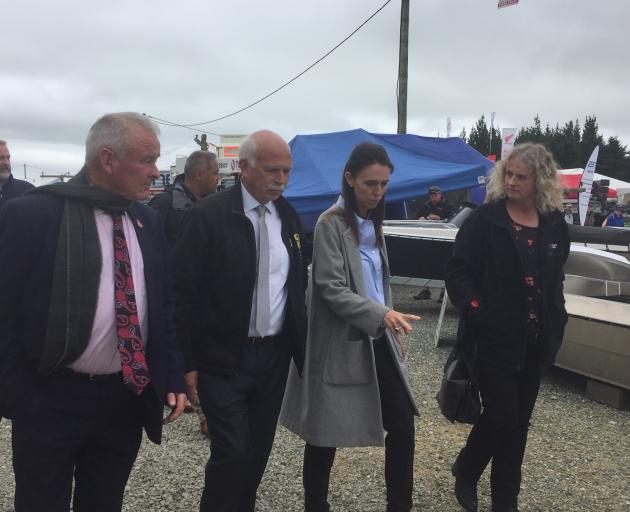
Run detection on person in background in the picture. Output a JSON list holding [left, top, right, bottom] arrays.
[[0, 112, 186, 512], [149, 150, 219, 249], [602, 205, 625, 227], [280, 142, 420, 512], [445, 143, 569, 512], [418, 185, 453, 220], [584, 206, 595, 226], [149, 150, 220, 436], [563, 204, 575, 225], [173, 130, 307, 512], [0, 140, 34, 211]]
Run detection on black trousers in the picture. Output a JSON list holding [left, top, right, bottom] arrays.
[[197, 336, 292, 512], [454, 346, 542, 507], [12, 374, 143, 512], [303, 337, 416, 512]]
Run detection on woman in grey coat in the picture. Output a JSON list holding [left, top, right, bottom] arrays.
[[279, 142, 420, 512]]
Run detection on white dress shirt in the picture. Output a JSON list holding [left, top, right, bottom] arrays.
[[70, 209, 149, 374], [241, 185, 290, 337]]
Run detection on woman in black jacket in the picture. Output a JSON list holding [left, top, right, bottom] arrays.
[[445, 143, 570, 512]]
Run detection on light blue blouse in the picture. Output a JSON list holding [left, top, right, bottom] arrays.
[[356, 214, 385, 306], [334, 196, 385, 306]]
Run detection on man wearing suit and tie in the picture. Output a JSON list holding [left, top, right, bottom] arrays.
[[173, 129, 307, 512], [0, 112, 187, 512]]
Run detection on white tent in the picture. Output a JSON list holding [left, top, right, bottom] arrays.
[[559, 168, 630, 189]]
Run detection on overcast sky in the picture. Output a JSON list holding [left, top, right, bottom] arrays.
[[3, 0, 629, 184]]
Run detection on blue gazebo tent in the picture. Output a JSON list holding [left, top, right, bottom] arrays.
[[285, 128, 493, 230]]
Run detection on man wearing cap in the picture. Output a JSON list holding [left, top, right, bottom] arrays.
[[0, 113, 186, 511], [602, 205, 625, 227], [0, 140, 34, 211], [418, 185, 453, 220], [173, 129, 307, 512]]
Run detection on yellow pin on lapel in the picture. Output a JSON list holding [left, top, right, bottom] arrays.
[[293, 233, 301, 250]]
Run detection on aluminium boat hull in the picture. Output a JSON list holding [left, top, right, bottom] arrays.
[[384, 220, 630, 392]]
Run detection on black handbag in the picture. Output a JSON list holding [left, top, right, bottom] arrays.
[[436, 350, 481, 424]]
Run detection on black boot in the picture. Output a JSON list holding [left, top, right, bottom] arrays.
[[413, 288, 431, 300], [452, 463, 478, 512]]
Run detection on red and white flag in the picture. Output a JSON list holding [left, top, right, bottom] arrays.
[[501, 128, 517, 160]]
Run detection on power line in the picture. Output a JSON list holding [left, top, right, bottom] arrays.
[[145, 0, 393, 129], [147, 115, 221, 136]]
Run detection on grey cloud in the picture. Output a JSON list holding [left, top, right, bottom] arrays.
[[2, 0, 629, 174]]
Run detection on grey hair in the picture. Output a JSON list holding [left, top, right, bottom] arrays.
[[0, 140, 7, 147], [184, 150, 218, 177], [485, 143, 564, 214], [239, 134, 258, 167], [85, 112, 160, 165]]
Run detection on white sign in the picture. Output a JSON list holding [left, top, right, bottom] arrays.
[[218, 157, 241, 174], [579, 146, 600, 226], [501, 128, 518, 160]]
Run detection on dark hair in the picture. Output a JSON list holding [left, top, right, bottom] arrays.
[[340, 142, 394, 246], [184, 150, 217, 178]]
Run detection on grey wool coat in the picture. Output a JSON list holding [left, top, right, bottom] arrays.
[[279, 206, 418, 447]]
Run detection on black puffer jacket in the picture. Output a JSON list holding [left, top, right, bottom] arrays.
[[445, 200, 570, 371]]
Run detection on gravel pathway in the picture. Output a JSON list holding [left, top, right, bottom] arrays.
[[1, 284, 629, 511]]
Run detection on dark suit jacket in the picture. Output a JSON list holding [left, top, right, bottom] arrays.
[[173, 182, 307, 377], [0, 194, 184, 443], [0, 174, 34, 211]]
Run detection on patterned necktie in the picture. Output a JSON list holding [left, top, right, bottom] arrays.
[[255, 204, 270, 336], [112, 213, 150, 395]]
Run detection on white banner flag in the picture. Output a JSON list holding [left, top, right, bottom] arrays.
[[501, 128, 517, 160], [446, 117, 452, 137], [579, 146, 600, 226], [498, 0, 519, 8]]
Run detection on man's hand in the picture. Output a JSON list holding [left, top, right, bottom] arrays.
[[163, 392, 187, 424], [427, 214, 441, 220], [184, 370, 199, 407]]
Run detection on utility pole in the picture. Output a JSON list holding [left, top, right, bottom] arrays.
[[194, 134, 209, 151], [194, 133, 218, 151], [23, 163, 27, 179], [397, 0, 410, 134], [40, 171, 72, 182]]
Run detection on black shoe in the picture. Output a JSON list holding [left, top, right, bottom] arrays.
[[413, 288, 431, 300], [451, 464, 478, 512]]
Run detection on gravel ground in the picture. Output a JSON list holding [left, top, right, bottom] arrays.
[[1, 284, 629, 511]]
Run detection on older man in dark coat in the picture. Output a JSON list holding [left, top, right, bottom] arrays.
[[173, 129, 307, 512]]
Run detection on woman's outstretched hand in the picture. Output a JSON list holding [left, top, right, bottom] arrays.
[[383, 309, 421, 359]]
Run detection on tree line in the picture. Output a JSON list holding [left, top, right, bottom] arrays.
[[461, 115, 630, 183]]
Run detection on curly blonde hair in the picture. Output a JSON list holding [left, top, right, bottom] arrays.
[[485, 143, 564, 213]]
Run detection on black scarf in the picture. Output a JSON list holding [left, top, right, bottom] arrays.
[[28, 167, 132, 374]]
